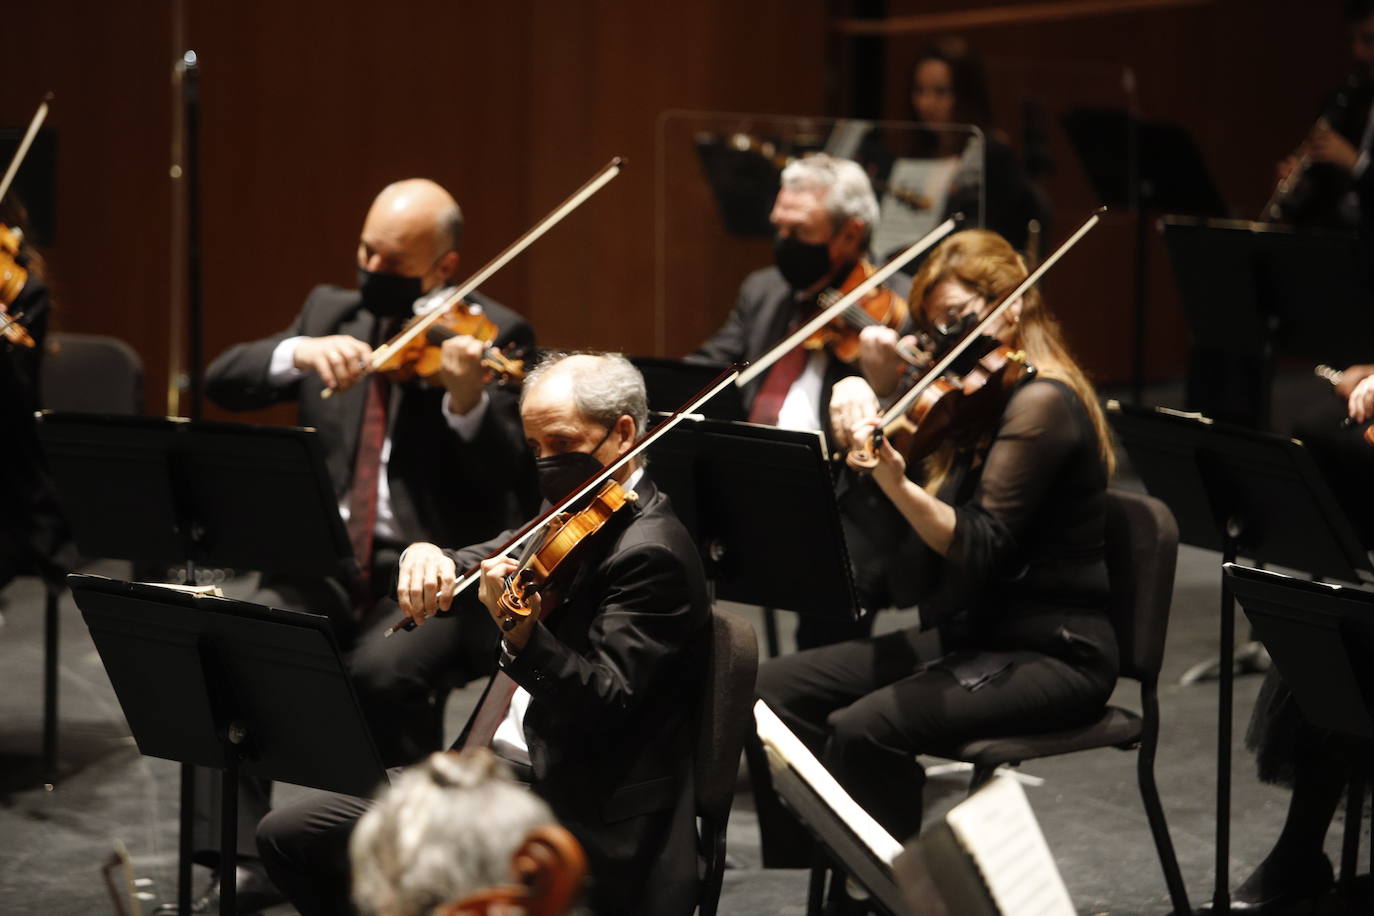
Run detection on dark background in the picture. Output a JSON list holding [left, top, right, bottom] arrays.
[[2, 0, 1342, 423]]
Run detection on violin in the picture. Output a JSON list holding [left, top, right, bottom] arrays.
[[385, 365, 740, 637], [373, 299, 525, 388], [0, 223, 36, 349], [496, 479, 636, 628], [734, 216, 961, 393], [436, 824, 587, 916], [803, 259, 908, 364], [861, 336, 1035, 464], [849, 208, 1104, 468], [325, 157, 626, 399]]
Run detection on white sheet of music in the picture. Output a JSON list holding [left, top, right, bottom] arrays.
[[943, 775, 1075, 916], [753, 700, 904, 865]]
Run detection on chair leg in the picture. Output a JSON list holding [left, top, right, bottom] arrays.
[[697, 816, 725, 916], [1137, 683, 1191, 915], [806, 861, 829, 916], [1339, 770, 1364, 893], [42, 578, 60, 784], [968, 764, 996, 793], [762, 608, 781, 659]]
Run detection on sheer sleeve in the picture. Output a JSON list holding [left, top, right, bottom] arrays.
[[945, 379, 1086, 581]]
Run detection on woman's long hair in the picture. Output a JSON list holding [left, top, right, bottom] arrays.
[[909, 229, 1115, 485]]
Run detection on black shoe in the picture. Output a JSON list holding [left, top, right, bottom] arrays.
[[154, 861, 287, 915], [1197, 852, 1333, 914]]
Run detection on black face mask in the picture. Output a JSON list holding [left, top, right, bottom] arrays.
[[773, 235, 834, 292], [535, 425, 615, 505], [357, 266, 424, 319]]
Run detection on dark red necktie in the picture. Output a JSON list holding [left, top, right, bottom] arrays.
[[461, 670, 521, 751], [748, 344, 808, 426], [347, 326, 394, 614]]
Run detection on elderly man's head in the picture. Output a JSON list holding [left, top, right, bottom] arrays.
[[355, 179, 463, 315], [769, 154, 878, 292], [518, 352, 648, 502], [349, 749, 554, 916]]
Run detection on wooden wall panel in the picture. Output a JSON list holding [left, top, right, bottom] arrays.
[[1, 0, 1349, 426], [865, 0, 1344, 383]]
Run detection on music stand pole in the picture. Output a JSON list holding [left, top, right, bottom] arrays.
[[1214, 522, 1240, 914]]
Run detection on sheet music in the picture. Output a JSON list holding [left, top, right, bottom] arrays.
[[943, 776, 1075, 916], [754, 700, 905, 864]]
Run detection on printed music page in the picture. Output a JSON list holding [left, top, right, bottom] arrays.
[[943, 775, 1075, 916], [754, 699, 904, 864]]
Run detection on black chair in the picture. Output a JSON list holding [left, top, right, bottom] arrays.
[[696, 608, 759, 916], [932, 488, 1191, 915], [36, 332, 143, 781]]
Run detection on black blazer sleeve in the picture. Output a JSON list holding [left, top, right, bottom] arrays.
[[204, 286, 338, 411], [502, 538, 702, 733]]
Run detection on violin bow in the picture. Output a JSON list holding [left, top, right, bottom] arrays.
[[734, 214, 962, 390], [0, 93, 52, 208], [326, 157, 627, 398], [876, 207, 1105, 431], [386, 365, 740, 636]]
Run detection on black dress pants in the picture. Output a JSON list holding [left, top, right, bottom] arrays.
[[748, 625, 1116, 863], [255, 781, 385, 916]]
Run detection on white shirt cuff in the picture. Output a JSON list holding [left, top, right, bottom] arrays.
[[442, 389, 490, 442], [268, 336, 310, 385]]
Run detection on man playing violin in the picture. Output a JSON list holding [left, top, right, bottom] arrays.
[[194, 179, 537, 912], [692, 153, 907, 441], [691, 153, 916, 648], [747, 229, 1121, 867], [256, 353, 709, 916]]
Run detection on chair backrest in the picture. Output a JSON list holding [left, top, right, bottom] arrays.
[[695, 608, 760, 822], [1103, 488, 1179, 683], [39, 332, 143, 415]]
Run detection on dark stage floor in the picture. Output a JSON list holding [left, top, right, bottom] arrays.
[[2, 380, 1372, 914]]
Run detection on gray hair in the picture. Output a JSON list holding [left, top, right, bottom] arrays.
[[522, 351, 649, 438], [780, 153, 879, 238], [350, 749, 554, 916]]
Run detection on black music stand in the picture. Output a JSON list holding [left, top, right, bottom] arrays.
[[1226, 564, 1374, 900], [630, 356, 746, 421], [1160, 217, 1374, 428], [1108, 402, 1374, 913], [646, 416, 859, 654], [1061, 107, 1227, 405], [35, 412, 354, 915], [755, 700, 909, 916], [69, 575, 387, 916]]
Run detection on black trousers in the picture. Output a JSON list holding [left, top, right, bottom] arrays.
[[191, 559, 498, 866], [747, 625, 1116, 863], [255, 780, 387, 916]]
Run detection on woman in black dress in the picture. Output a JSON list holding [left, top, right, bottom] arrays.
[[751, 228, 1118, 854]]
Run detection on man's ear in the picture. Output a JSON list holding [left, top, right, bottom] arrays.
[[616, 415, 637, 454], [437, 250, 460, 282], [832, 217, 867, 258]]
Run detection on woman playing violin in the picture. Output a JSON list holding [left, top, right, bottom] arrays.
[[749, 228, 1120, 858]]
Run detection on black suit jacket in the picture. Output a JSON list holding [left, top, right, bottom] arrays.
[[204, 284, 538, 549], [690, 265, 910, 454], [448, 477, 709, 916]]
